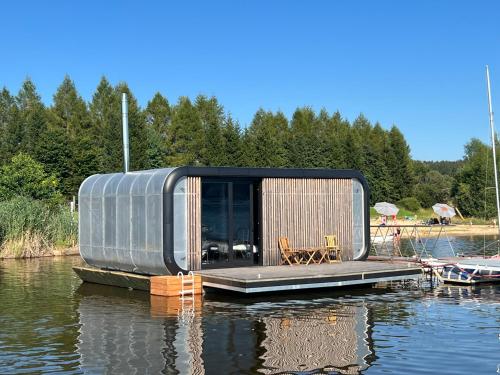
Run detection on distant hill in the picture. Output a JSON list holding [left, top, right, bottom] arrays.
[[419, 160, 463, 176]]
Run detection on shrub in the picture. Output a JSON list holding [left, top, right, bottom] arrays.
[[0, 197, 77, 258], [0, 153, 62, 204], [397, 197, 421, 212]]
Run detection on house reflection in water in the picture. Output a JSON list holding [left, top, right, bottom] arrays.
[[76, 285, 375, 374], [259, 305, 373, 374], [76, 285, 204, 374]]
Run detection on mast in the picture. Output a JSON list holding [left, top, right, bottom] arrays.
[[486, 65, 500, 236]]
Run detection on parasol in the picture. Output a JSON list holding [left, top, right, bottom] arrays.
[[374, 202, 399, 216], [432, 203, 456, 218]]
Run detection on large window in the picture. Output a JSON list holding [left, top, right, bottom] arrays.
[[201, 180, 256, 267]]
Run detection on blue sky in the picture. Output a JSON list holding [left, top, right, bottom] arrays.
[[2, 1, 500, 161]]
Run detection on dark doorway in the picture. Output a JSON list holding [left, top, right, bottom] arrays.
[[201, 180, 258, 268]]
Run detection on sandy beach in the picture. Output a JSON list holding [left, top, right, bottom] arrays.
[[369, 221, 499, 237]]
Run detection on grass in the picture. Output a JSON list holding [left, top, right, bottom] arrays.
[[0, 197, 77, 258]]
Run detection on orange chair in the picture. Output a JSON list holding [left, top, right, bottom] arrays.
[[278, 237, 303, 265]]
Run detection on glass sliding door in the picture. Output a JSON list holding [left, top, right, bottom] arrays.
[[201, 182, 230, 265], [232, 183, 254, 263], [201, 180, 256, 268]]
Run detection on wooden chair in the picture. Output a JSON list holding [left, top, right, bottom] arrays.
[[324, 235, 342, 263], [278, 237, 303, 265]]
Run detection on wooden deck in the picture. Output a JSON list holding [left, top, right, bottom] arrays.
[[74, 261, 422, 294], [197, 261, 422, 293]]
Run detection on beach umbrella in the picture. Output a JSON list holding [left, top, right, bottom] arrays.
[[432, 203, 456, 218], [374, 202, 399, 216]]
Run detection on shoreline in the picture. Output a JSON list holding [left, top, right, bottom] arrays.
[[370, 222, 499, 237], [0, 246, 79, 260], [1, 226, 498, 260]]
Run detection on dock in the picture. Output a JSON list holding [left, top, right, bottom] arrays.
[[197, 261, 422, 293], [74, 261, 422, 294]]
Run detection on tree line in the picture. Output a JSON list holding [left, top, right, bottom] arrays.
[[0, 76, 495, 218], [0, 76, 415, 203]]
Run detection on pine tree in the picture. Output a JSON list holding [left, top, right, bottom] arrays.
[[288, 107, 324, 168], [145, 92, 171, 135], [344, 124, 364, 171], [44, 76, 92, 196], [324, 111, 349, 169], [246, 109, 288, 167], [223, 115, 243, 166], [0, 88, 19, 164], [195, 95, 225, 166], [387, 125, 415, 200], [16, 79, 48, 156], [144, 92, 171, 168], [89, 77, 120, 172], [50, 75, 90, 136], [168, 97, 204, 166], [365, 123, 393, 203]]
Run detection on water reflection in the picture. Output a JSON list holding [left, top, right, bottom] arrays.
[[258, 305, 372, 374], [76, 284, 376, 374], [1, 255, 498, 374], [432, 283, 500, 303]]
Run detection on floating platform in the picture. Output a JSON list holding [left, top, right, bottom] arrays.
[[197, 261, 422, 293], [74, 261, 422, 294], [73, 266, 151, 291]]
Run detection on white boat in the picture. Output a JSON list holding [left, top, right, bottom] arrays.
[[423, 257, 500, 284]]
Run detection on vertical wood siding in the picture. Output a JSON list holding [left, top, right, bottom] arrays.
[[186, 177, 202, 270], [261, 178, 353, 265]]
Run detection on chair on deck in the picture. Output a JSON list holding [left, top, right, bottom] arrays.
[[278, 237, 303, 265], [324, 235, 342, 263]]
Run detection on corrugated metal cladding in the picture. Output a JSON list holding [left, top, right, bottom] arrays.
[[261, 178, 364, 265], [79, 168, 176, 275]]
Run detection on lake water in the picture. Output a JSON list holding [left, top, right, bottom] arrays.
[[0, 236, 499, 374]]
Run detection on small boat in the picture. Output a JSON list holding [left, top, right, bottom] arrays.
[[423, 257, 500, 285]]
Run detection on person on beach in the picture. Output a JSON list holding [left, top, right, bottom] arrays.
[[392, 215, 401, 243]]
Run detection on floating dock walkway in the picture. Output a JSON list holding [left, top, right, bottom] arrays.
[[74, 261, 422, 294], [198, 261, 421, 293]]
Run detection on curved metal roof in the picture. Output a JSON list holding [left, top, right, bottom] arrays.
[[79, 168, 176, 275]]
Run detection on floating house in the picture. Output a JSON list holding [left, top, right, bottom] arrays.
[[79, 167, 370, 276]]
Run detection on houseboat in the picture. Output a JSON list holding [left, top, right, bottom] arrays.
[[78, 166, 370, 276]]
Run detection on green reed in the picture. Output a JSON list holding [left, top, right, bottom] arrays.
[[0, 197, 77, 258]]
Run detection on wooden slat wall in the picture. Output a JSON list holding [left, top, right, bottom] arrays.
[[186, 177, 202, 270], [262, 178, 353, 265]]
